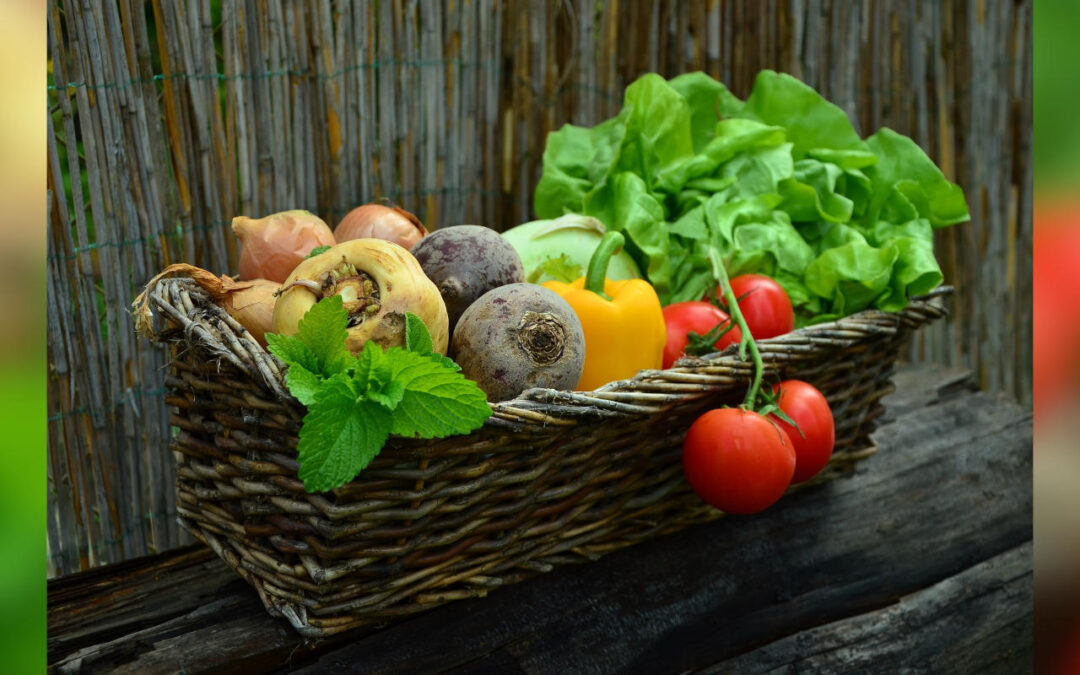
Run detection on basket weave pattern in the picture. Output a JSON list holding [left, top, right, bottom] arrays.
[[146, 277, 950, 637]]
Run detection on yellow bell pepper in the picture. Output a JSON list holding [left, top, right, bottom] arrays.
[[543, 231, 666, 391]]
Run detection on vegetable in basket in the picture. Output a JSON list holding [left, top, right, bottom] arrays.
[[683, 407, 796, 515], [542, 231, 665, 391], [710, 273, 794, 340], [266, 299, 491, 493], [451, 283, 586, 402], [768, 380, 835, 484], [232, 209, 337, 283], [334, 203, 428, 250], [132, 263, 279, 347], [411, 225, 526, 336], [501, 213, 643, 284], [661, 301, 741, 369], [273, 239, 450, 355], [533, 70, 968, 324]]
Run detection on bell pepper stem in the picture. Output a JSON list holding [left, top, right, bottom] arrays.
[[707, 248, 764, 408], [585, 231, 625, 299]]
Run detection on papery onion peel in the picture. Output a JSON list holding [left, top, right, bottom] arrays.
[[334, 204, 428, 250], [232, 210, 336, 283]]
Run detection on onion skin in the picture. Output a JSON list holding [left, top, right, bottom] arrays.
[[334, 204, 428, 250], [232, 210, 337, 283], [272, 239, 449, 355], [223, 279, 279, 347]]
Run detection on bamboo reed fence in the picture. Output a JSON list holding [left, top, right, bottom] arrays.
[[46, 0, 1032, 577]]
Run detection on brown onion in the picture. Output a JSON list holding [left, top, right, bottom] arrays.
[[232, 210, 336, 283], [132, 264, 275, 348], [334, 204, 428, 250], [222, 279, 279, 347]]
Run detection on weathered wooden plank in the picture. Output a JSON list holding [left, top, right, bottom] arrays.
[[703, 542, 1032, 674], [288, 385, 1031, 674], [46, 365, 1032, 673]]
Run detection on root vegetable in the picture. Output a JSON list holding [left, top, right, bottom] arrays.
[[410, 225, 525, 336], [334, 204, 428, 250], [450, 283, 585, 402], [232, 210, 336, 283], [132, 263, 275, 348], [222, 279, 278, 347], [272, 239, 449, 355], [502, 213, 643, 284]]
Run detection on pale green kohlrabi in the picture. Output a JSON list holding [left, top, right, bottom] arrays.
[[502, 213, 643, 284]]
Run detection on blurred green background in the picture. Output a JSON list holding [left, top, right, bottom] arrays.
[[4, 0, 45, 671], [1034, 0, 1080, 195]]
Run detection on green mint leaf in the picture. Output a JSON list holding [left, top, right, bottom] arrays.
[[295, 295, 354, 376], [283, 362, 323, 406], [352, 341, 405, 410], [306, 245, 331, 259], [404, 311, 461, 370], [352, 341, 385, 391], [384, 348, 492, 438], [367, 379, 405, 410], [267, 297, 357, 405], [404, 312, 434, 355], [266, 332, 321, 374], [297, 376, 392, 492], [429, 354, 462, 372]]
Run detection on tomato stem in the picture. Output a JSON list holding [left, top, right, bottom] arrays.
[[707, 249, 764, 408]]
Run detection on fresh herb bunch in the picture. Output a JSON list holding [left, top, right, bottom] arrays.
[[266, 296, 491, 492]]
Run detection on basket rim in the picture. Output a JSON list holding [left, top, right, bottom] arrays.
[[140, 277, 951, 429]]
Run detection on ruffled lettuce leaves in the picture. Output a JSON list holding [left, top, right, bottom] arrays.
[[533, 70, 968, 323]]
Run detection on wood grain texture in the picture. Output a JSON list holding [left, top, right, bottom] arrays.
[[703, 542, 1033, 675], [47, 0, 1032, 575], [46, 364, 1033, 673]]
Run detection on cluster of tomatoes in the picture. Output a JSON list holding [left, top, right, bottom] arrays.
[[663, 274, 836, 515]]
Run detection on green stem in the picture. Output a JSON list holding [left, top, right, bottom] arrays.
[[584, 230, 625, 299], [708, 248, 764, 409]]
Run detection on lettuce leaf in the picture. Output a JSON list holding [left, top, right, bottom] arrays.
[[533, 70, 968, 319]]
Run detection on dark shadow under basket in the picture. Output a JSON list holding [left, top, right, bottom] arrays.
[[142, 277, 951, 638]]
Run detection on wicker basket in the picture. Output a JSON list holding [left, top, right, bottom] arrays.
[[140, 276, 950, 638]]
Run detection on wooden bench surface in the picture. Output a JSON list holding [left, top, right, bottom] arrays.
[[47, 364, 1033, 674]]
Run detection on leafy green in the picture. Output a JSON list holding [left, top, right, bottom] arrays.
[[297, 376, 392, 492], [404, 312, 434, 355], [534, 254, 583, 283], [404, 310, 460, 371], [266, 302, 491, 493], [533, 70, 968, 321], [306, 245, 331, 258], [265, 295, 354, 377], [385, 349, 493, 438]]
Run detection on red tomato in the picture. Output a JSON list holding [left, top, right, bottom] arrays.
[[768, 380, 836, 483], [1033, 202, 1080, 422], [709, 274, 794, 340], [682, 408, 795, 514], [662, 301, 742, 369]]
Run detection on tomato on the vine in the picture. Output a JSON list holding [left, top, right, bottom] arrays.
[[661, 301, 742, 369], [682, 408, 795, 514], [768, 380, 835, 483], [709, 274, 794, 340]]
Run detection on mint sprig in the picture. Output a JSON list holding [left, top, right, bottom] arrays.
[[266, 303, 491, 492]]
